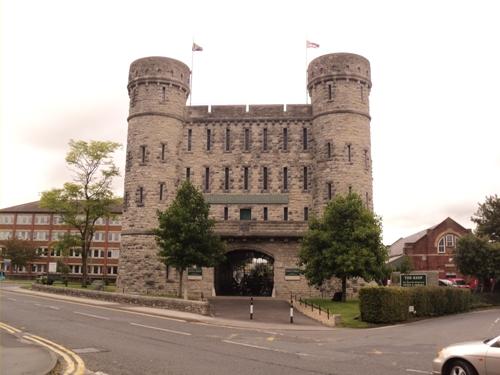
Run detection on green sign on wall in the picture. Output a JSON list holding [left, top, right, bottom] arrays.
[[401, 274, 427, 287]]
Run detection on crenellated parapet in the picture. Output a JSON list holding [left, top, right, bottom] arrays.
[[187, 104, 312, 122]]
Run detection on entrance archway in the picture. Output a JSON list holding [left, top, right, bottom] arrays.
[[215, 250, 274, 296]]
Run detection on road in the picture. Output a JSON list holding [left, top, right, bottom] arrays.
[[1, 286, 499, 375]]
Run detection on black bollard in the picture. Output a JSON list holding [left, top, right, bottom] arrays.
[[250, 297, 254, 320]]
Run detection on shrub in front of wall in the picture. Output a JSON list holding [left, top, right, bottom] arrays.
[[359, 287, 409, 323]]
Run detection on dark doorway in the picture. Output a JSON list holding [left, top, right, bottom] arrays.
[[215, 250, 274, 296]]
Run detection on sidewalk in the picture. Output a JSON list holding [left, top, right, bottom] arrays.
[[0, 329, 57, 375], [4, 285, 333, 331]]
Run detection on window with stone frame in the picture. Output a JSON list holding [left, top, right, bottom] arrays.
[[244, 128, 250, 151], [160, 143, 167, 162], [159, 182, 166, 201], [302, 128, 308, 150], [187, 128, 192, 151], [282, 127, 288, 151], [204, 167, 210, 192], [347, 144, 352, 163], [224, 167, 230, 191], [437, 234, 459, 253], [303, 166, 309, 191], [283, 167, 288, 191], [136, 187, 145, 206], [225, 128, 231, 152], [140, 145, 148, 164], [243, 167, 249, 191], [262, 167, 268, 191], [262, 128, 268, 151], [206, 129, 212, 151]]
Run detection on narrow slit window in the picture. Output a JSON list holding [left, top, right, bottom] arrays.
[[304, 207, 309, 221], [327, 142, 332, 158], [283, 207, 288, 221], [303, 167, 308, 190], [187, 129, 192, 151], [138, 187, 144, 204], [161, 143, 166, 161], [224, 167, 229, 190], [206, 129, 211, 151], [225, 128, 230, 151], [244, 167, 249, 190], [224, 207, 228, 221], [263, 207, 268, 221], [162, 86, 166, 101], [263, 167, 268, 190], [348, 144, 352, 162], [141, 145, 146, 163], [327, 183, 332, 200], [328, 84, 332, 100], [205, 167, 210, 191], [159, 183, 165, 201], [303, 128, 308, 150], [283, 128, 288, 151], [283, 167, 288, 191], [349, 185, 352, 194], [244, 128, 250, 151], [186, 167, 191, 181], [263, 128, 268, 151]]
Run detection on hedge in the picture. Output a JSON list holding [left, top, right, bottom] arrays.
[[359, 287, 471, 323]]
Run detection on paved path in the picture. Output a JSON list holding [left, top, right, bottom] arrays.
[[209, 296, 322, 326]]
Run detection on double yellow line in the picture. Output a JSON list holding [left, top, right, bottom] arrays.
[[0, 322, 85, 375]]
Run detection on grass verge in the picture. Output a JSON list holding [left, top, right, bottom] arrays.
[[306, 298, 372, 328]]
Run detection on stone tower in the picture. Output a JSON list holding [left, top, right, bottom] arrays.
[[117, 52, 375, 298], [118, 57, 190, 292], [308, 53, 373, 214]]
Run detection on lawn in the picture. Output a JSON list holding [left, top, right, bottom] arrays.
[[306, 298, 371, 328]]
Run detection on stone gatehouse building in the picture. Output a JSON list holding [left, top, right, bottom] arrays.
[[117, 52, 374, 299]]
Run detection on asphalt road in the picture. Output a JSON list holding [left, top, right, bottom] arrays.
[[1, 287, 499, 375]]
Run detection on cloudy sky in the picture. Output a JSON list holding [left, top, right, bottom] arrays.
[[1, 0, 499, 244]]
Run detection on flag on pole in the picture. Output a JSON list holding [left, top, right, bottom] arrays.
[[306, 40, 320, 48], [192, 42, 203, 52]]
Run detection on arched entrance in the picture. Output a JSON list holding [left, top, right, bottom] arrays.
[[215, 250, 274, 296]]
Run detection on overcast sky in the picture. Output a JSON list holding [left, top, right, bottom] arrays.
[[1, 0, 499, 244]]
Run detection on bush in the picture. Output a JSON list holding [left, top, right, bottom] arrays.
[[360, 287, 471, 323], [359, 287, 409, 323]]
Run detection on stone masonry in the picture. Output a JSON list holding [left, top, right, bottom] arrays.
[[117, 53, 373, 299]]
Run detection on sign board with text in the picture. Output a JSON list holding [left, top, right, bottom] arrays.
[[401, 274, 427, 287]]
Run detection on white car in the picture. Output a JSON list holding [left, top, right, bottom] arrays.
[[433, 335, 500, 375]]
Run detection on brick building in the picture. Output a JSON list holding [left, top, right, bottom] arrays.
[[118, 52, 375, 299], [0, 201, 121, 280], [388, 217, 471, 278]]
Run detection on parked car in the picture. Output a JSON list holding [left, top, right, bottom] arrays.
[[439, 279, 454, 287], [448, 278, 471, 289], [433, 335, 500, 375]]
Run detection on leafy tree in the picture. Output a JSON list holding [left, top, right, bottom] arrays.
[[155, 181, 226, 299], [53, 234, 80, 286], [455, 234, 496, 292], [299, 193, 387, 301], [472, 194, 500, 242], [40, 140, 121, 287], [0, 238, 38, 271]]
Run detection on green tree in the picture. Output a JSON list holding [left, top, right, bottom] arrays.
[[53, 234, 81, 286], [40, 140, 121, 287], [154, 181, 226, 299], [299, 193, 387, 301], [0, 238, 37, 271], [472, 195, 500, 242], [455, 234, 496, 292]]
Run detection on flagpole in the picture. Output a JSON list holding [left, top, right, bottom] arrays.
[[190, 40, 194, 106], [305, 41, 309, 104]]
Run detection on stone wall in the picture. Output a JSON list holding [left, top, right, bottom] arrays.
[[31, 284, 212, 315]]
